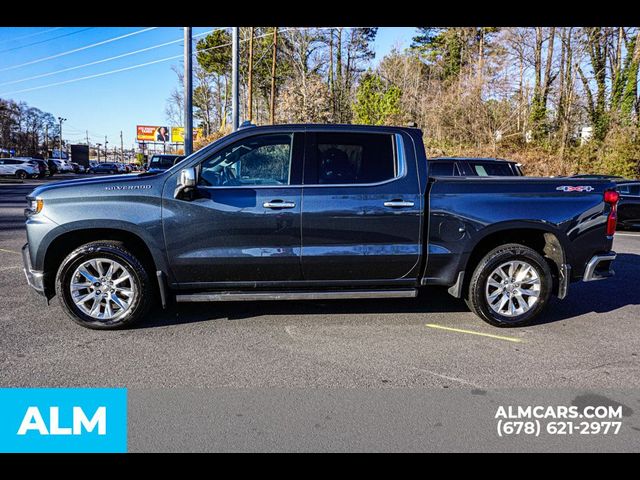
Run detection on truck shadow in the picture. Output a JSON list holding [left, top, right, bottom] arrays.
[[140, 287, 469, 328], [534, 252, 640, 325], [138, 252, 640, 329]]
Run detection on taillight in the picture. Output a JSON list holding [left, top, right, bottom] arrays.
[[604, 190, 619, 204], [604, 189, 619, 236]]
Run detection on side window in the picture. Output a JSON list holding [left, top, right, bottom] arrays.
[[312, 133, 396, 185], [618, 185, 631, 195], [429, 161, 458, 176], [631, 185, 640, 196], [199, 133, 293, 187]]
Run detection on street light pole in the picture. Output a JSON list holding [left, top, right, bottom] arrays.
[[57, 117, 66, 159], [184, 27, 193, 155], [232, 27, 240, 131]]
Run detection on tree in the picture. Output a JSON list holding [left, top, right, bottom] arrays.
[[353, 73, 402, 125]]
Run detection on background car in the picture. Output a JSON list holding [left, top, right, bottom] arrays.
[[146, 154, 186, 173], [46, 159, 58, 176], [571, 174, 626, 180], [0, 158, 40, 179], [51, 159, 73, 173], [13, 157, 49, 178], [428, 157, 523, 176], [31, 159, 50, 178], [616, 181, 640, 230], [69, 162, 87, 174], [88, 162, 121, 174]]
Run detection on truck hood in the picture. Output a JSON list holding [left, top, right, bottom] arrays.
[[29, 172, 163, 199]]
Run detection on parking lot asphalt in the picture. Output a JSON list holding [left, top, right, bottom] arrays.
[[1, 175, 639, 390]]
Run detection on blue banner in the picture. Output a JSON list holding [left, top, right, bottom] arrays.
[[0, 388, 127, 453]]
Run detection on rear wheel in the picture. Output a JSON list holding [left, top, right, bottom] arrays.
[[466, 243, 552, 327], [55, 241, 153, 329]]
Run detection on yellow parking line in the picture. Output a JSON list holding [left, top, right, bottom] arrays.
[[425, 323, 523, 343], [0, 248, 19, 254]]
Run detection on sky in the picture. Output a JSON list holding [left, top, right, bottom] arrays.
[[0, 27, 417, 148]]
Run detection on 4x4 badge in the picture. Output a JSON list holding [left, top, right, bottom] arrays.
[[556, 185, 594, 192]]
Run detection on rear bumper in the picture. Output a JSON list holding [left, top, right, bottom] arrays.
[[583, 252, 616, 282], [21, 243, 46, 296]]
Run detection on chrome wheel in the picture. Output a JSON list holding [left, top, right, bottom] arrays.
[[485, 260, 541, 317], [69, 257, 136, 321]]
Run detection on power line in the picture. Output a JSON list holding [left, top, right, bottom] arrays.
[[1, 55, 183, 95], [0, 27, 300, 96], [0, 27, 94, 55], [0, 28, 223, 88], [0, 27, 62, 45], [0, 27, 158, 73]]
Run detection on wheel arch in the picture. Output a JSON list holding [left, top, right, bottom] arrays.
[[462, 222, 567, 299], [41, 226, 162, 299]]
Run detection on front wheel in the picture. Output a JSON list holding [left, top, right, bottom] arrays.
[[466, 243, 552, 327], [15, 170, 27, 179], [55, 241, 153, 329]]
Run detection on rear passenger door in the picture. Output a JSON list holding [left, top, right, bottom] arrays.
[[300, 130, 422, 283]]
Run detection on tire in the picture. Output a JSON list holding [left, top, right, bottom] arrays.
[[15, 170, 27, 179], [55, 241, 153, 329], [465, 243, 552, 327]]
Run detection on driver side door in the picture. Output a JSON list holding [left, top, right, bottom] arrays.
[[162, 131, 304, 287]]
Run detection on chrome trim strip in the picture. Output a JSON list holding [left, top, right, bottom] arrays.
[[583, 252, 616, 281], [384, 201, 415, 208], [176, 289, 418, 302]]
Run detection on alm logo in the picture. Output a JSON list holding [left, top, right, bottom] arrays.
[[0, 388, 126, 453], [17, 406, 106, 436]]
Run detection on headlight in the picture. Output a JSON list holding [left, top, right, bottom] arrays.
[[26, 197, 44, 215]]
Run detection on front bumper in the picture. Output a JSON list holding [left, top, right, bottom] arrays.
[[21, 243, 46, 296], [583, 252, 616, 282]]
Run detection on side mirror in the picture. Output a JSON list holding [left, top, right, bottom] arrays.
[[174, 167, 197, 199]]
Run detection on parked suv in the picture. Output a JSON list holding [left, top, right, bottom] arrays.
[[146, 154, 186, 173], [428, 157, 523, 176], [89, 162, 122, 174], [616, 181, 640, 230], [0, 158, 40, 179]]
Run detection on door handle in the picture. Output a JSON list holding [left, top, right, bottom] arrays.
[[263, 200, 296, 209], [383, 200, 415, 208]]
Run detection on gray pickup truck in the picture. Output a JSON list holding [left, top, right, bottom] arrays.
[[23, 124, 619, 329]]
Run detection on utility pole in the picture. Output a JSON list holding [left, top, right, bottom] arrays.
[[104, 135, 108, 162], [270, 27, 278, 124], [120, 130, 124, 162], [184, 27, 193, 155], [247, 27, 254, 122], [231, 27, 240, 131], [57, 117, 66, 160], [96, 143, 101, 163], [44, 124, 48, 160], [86, 130, 89, 145]]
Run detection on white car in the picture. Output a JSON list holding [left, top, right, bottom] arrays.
[[53, 160, 74, 173], [0, 158, 40, 179]]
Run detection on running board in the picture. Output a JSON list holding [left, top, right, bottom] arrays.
[[175, 289, 418, 303]]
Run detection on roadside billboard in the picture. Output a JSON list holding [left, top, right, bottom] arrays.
[[136, 125, 170, 142], [171, 127, 203, 143]]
